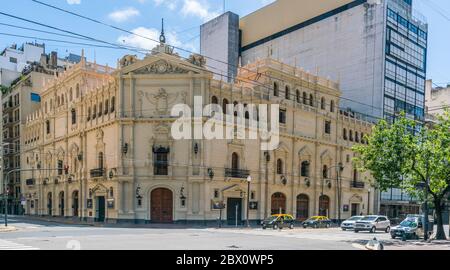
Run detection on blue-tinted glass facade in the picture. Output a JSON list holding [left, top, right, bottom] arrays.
[[383, 6, 427, 123]]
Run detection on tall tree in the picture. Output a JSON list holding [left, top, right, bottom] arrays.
[[353, 111, 450, 240]]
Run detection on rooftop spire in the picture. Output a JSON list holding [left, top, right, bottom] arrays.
[[159, 18, 166, 44]]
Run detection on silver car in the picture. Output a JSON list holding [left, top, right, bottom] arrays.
[[341, 216, 364, 231], [354, 215, 391, 233]]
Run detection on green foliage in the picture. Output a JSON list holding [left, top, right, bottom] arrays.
[[0, 84, 11, 95], [353, 111, 450, 239], [354, 111, 450, 199]]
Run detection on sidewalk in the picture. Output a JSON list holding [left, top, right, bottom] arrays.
[[0, 225, 17, 232]]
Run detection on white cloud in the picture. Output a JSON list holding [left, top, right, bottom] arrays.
[[108, 7, 140, 23], [117, 27, 197, 52], [67, 0, 81, 4], [181, 0, 220, 22], [153, 0, 178, 11]]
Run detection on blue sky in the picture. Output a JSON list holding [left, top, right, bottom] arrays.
[[0, 0, 449, 86]]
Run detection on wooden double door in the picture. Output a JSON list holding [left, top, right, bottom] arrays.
[[151, 188, 173, 223]]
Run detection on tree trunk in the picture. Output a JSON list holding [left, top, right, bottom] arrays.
[[433, 199, 447, 240]]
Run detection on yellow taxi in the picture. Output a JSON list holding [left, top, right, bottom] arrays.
[[261, 214, 295, 230], [302, 216, 332, 228]]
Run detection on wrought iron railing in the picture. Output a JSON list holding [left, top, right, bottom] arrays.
[[90, 168, 105, 178], [225, 168, 250, 179], [350, 181, 365, 189]]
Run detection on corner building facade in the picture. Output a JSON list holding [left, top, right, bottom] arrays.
[[21, 45, 374, 224]]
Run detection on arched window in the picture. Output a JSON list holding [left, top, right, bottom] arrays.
[[285, 86, 290, 100], [244, 104, 249, 119], [361, 133, 365, 144], [87, 107, 91, 121], [222, 99, 229, 114], [111, 96, 115, 112], [231, 152, 239, 170], [274, 82, 279, 97], [104, 99, 109, 114], [321, 97, 326, 110], [330, 100, 335, 112], [301, 161, 310, 177], [309, 94, 314, 107], [211, 96, 218, 104], [71, 109, 76, 125], [343, 128, 348, 140], [98, 152, 104, 169], [61, 95, 64, 105], [276, 159, 283, 174], [349, 130, 353, 141], [296, 90, 301, 103], [99, 102, 103, 117], [353, 169, 358, 181], [355, 131, 359, 143], [46, 120, 50, 134], [322, 165, 328, 178], [76, 84, 80, 98], [302, 92, 308, 105], [92, 105, 97, 119]]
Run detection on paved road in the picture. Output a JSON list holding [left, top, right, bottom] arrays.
[[0, 216, 448, 250]]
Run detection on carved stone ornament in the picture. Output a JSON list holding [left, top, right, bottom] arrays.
[[134, 60, 189, 75], [187, 54, 206, 67], [120, 55, 138, 68]]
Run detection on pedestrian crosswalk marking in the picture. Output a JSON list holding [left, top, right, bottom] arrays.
[[0, 239, 39, 250]]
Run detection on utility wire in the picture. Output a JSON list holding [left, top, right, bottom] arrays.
[[30, 0, 391, 115]]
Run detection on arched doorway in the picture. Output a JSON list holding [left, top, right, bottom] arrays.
[[47, 192, 52, 216], [151, 188, 173, 223], [271, 192, 286, 215], [296, 194, 309, 221], [72, 191, 79, 217], [319, 195, 330, 217], [59, 191, 65, 216]]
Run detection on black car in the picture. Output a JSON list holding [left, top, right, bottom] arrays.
[[302, 216, 332, 228], [261, 214, 295, 230]]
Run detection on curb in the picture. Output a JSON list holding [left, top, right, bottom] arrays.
[[0, 226, 17, 232]]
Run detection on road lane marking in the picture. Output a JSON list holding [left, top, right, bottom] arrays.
[[0, 239, 39, 250]]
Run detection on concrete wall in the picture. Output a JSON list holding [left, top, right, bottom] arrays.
[[241, 1, 386, 119], [200, 12, 240, 83]]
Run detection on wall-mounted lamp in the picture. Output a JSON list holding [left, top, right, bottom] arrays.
[[122, 143, 129, 155], [281, 175, 287, 185], [207, 168, 214, 180], [193, 143, 199, 155]]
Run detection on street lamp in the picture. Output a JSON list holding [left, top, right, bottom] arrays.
[[246, 175, 252, 228]]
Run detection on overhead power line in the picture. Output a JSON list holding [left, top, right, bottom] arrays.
[[29, 0, 388, 114], [2, 4, 421, 123]]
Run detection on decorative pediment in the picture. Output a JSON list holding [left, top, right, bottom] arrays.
[[320, 149, 333, 162], [298, 145, 313, 158], [134, 60, 190, 75]]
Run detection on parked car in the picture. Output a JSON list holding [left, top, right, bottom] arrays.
[[302, 216, 332, 229], [261, 214, 295, 230], [390, 216, 434, 240], [341, 216, 364, 231], [354, 215, 391, 233]]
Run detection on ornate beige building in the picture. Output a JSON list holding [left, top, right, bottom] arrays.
[[21, 42, 374, 225]]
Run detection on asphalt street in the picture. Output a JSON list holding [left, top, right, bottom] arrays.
[[0, 216, 448, 250]]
